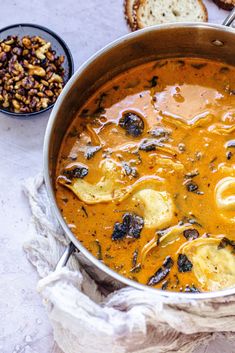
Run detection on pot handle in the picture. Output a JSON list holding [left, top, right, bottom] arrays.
[[56, 242, 77, 270], [222, 7, 235, 27]]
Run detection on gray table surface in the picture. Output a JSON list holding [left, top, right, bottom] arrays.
[[0, 1, 233, 352]]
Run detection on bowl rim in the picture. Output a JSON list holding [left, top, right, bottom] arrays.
[[44, 21, 235, 300], [0, 22, 74, 117]]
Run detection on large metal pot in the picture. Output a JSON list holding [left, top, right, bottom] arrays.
[[44, 9, 235, 300]]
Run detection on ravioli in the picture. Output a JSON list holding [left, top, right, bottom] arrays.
[[59, 159, 125, 204], [215, 177, 235, 223], [179, 238, 235, 291], [140, 223, 194, 263], [132, 189, 174, 229]]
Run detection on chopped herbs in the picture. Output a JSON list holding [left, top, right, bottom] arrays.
[[183, 229, 199, 241], [119, 112, 144, 137], [81, 205, 88, 217], [177, 254, 193, 272], [112, 213, 144, 240], [163, 256, 174, 269], [132, 249, 139, 267], [94, 240, 102, 260], [63, 164, 88, 179], [130, 264, 142, 273]]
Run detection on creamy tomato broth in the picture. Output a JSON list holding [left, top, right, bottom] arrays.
[[56, 58, 235, 293]]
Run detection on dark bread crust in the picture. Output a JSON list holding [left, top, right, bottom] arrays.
[[132, 0, 141, 31], [124, 0, 138, 31], [212, 0, 234, 10]]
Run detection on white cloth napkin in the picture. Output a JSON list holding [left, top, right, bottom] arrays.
[[23, 174, 235, 353]]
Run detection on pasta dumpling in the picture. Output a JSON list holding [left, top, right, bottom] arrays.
[[179, 238, 235, 291], [132, 189, 174, 229], [60, 159, 125, 204], [215, 177, 235, 223]]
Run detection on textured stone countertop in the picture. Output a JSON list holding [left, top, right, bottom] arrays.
[[0, 1, 233, 352]]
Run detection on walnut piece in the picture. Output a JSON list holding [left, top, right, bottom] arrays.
[[0, 35, 65, 114]]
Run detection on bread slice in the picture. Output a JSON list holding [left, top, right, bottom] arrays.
[[133, 0, 208, 29], [124, 0, 138, 29], [212, 0, 234, 10]]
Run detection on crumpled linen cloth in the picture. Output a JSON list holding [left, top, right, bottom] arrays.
[[23, 174, 235, 353]]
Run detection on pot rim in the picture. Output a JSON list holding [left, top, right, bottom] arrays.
[[43, 22, 235, 300]]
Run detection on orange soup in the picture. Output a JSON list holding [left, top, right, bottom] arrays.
[[56, 57, 235, 293]]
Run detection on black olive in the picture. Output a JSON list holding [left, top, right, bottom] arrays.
[[147, 267, 170, 286], [112, 222, 127, 241], [177, 254, 193, 272], [119, 112, 144, 137], [63, 164, 88, 179], [183, 229, 199, 240], [163, 256, 174, 269], [112, 213, 144, 240]]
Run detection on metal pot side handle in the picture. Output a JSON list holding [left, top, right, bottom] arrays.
[[223, 7, 235, 27], [56, 242, 78, 270]]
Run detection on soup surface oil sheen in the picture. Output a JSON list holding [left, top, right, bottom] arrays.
[[56, 58, 235, 293]]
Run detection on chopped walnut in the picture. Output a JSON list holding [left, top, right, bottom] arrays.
[[0, 35, 65, 114]]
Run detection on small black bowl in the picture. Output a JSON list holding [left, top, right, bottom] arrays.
[[0, 23, 74, 117]]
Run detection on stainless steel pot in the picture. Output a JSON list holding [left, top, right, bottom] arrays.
[[44, 9, 235, 300]]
